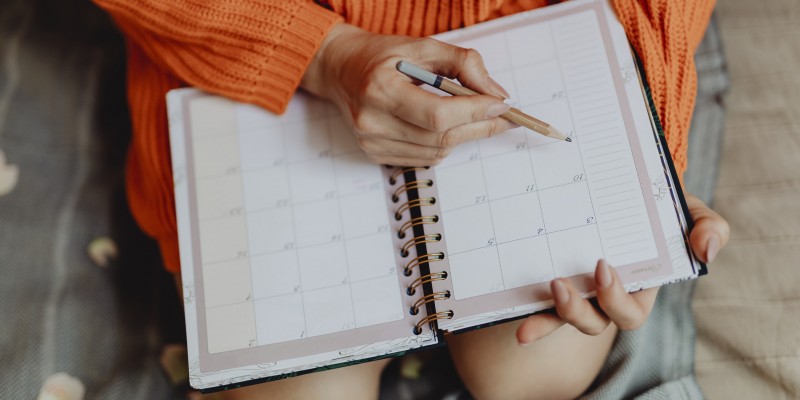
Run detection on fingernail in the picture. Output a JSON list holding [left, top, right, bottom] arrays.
[[552, 279, 570, 304], [487, 77, 511, 99], [518, 340, 532, 347], [486, 102, 511, 118], [706, 236, 719, 263], [596, 259, 613, 289]]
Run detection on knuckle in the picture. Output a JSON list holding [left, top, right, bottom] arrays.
[[461, 47, 484, 66], [439, 130, 458, 148], [408, 37, 432, 52], [485, 119, 501, 136], [358, 81, 375, 101], [616, 317, 644, 331], [362, 77, 385, 99], [356, 136, 374, 152], [352, 114, 375, 135], [557, 305, 578, 323], [433, 132, 447, 150], [437, 146, 453, 160], [431, 146, 445, 163], [585, 323, 607, 336], [428, 105, 450, 132], [491, 119, 509, 136]]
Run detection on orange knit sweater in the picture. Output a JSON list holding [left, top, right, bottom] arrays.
[[94, 0, 714, 273]]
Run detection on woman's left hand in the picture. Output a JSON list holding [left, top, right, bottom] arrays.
[[515, 194, 730, 346]]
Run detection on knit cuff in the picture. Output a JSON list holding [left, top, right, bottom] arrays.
[[250, 2, 342, 113]]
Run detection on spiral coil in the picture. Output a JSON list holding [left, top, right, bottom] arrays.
[[398, 216, 439, 239], [406, 271, 448, 295], [391, 179, 433, 203], [394, 198, 436, 221], [400, 234, 441, 257], [389, 167, 453, 335], [413, 311, 454, 335], [409, 291, 451, 315], [403, 252, 444, 277]]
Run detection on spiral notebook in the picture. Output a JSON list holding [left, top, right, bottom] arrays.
[[168, 0, 704, 392]]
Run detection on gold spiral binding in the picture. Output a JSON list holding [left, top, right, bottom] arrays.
[[410, 291, 451, 315], [387, 167, 451, 335], [391, 179, 433, 203], [400, 234, 441, 257], [403, 252, 444, 276], [413, 311, 454, 335], [397, 216, 439, 239], [389, 167, 429, 185], [407, 271, 448, 295], [394, 198, 436, 220]]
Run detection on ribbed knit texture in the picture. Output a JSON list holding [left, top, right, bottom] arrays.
[[93, 0, 715, 273]]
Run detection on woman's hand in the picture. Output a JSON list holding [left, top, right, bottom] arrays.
[[515, 194, 730, 346], [301, 23, 515, 166]]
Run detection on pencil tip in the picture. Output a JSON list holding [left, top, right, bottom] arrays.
[[565, 137, 572, 142]]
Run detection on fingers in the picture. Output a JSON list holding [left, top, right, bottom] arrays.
[[417, 41, 510, 99], [366, 155, 436, 167], [515, 312, 565, 346], [390, 82, 509, 133], [340, 37, 517, 165], [594, 259, 658, 330], [353, 111, 516, 166], [550, 278, 610, 336], [547, 259, 658, 336], [358, 137, 449, 162], [446, 117, 518, 145], [685, 194, 730, 263]]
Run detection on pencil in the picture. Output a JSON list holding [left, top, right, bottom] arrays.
[[396, 61, 570, 142]]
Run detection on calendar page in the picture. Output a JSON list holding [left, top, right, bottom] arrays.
[[412, 0, 700, 330], [168, 90, 438, 390]]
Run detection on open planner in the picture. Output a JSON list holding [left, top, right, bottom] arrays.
[[167, 0, 705, 391]]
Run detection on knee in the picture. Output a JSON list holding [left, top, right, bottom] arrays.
[[449, 323, 616, 400], [459, 368, 592, 400]]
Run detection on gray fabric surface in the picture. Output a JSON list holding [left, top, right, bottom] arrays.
[[0, 1, 727, 399]]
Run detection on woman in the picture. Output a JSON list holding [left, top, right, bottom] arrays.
[[94, 0, 729, 398]]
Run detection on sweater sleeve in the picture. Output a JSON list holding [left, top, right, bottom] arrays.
[[611, 0, 716, 178], [93, 0, 342, 114]]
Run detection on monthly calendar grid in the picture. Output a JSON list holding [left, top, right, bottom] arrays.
[[435, 8, 655, 299], [192, 100, 408, 352]]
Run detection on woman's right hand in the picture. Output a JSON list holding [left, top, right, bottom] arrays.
[[301, 23, 516, 167]]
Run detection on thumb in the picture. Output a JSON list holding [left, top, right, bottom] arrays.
[[418, 39, 510, 99], [515, 312, 565, 346], [686, 194, 730, 264]]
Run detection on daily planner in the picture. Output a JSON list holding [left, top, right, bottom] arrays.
[[167, 0, 704, 391]]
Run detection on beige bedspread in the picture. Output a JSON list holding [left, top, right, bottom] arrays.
[[693, 0, 800, 398]]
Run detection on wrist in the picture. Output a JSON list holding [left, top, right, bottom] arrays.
[[301, 22, 368, 100]]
